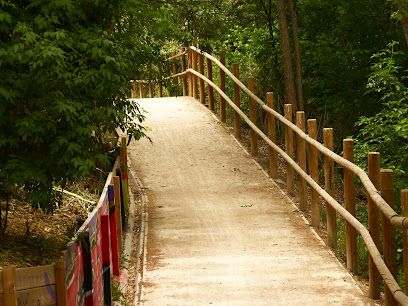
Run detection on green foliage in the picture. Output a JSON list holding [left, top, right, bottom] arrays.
[[0, 0, 157, 211], [355, 42, 408, 190]]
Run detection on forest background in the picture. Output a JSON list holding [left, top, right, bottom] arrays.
[[0, 0, 407, 233]]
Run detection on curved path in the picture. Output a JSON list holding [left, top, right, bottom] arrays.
[[128, 97, 373, 306]]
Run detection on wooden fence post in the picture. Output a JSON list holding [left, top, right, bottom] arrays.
[[148, 80, 153, 98], [207, 57, 214, 111], [219, 51, 226, 123], [284, 104, 294, 194], [159, 67, 163, 98], [172, 51, 179, 97], [139, 81, 144, 99], [3, 266, 17, 306], [308, 119, 319, 228], [323, 128, 336, 250], [402, 189, 408, 294], [113, 175, 123, 252], [368, 152, 381, 299], [232, 63, 241, 140], [55, 260, 67, 306], [188, 48, 193, 97], [381, 169, 397, 306], [198, 52, 205, 104], [267, 92, 277, 178], [343, 139, 357, 273], [181, 47, 188, 96], [248, 77, 258, 156], [132, 81, 136, 99], [193, 50, 199, 99], [296, 111, 307, 211], [120, 136, 129, 216]]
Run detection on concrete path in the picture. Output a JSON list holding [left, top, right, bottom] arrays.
[[128, 97, 373, 306]]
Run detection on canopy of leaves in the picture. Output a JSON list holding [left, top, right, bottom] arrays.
[[0, 0, 163, 210]]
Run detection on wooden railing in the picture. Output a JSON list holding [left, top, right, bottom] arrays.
[[137, 46, 408, 305]]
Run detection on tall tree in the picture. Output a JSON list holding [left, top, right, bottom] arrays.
[[288, 0, 304, 110], [275, 0, 298, 110]]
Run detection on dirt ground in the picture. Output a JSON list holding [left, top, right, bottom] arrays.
[[128, 97, 375, 306], [0, 175, 103, 267]]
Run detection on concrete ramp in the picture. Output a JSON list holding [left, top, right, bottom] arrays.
[[128, 97, 373, 305]]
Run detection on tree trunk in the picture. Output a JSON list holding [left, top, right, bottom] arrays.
[[275, 0, 298, 110], [397, 1, 408, 46], [288, 0, 304, 111]]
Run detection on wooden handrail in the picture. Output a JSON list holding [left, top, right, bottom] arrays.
[[184, 46, 408, 230], [171, 67, 408, 304]]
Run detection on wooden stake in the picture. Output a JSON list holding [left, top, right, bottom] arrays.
[[402, 189, 408, 294], [148, 80, 153, 98], [284, 104, 294, 193], [219, 51, 226, 123], [55, 260, 67, 306], [368, 152, 381, 299], [343, 139, 357, 273], [120, 136, 129, 216], [296, 111, 307, 211], [188, 48, 193, 97], [139, 81, 144, 99], [172, 51, 178, 96], [248, 77, 258, 156], [3, 266, 17, 306], [323, 128, 336, 250], [192, 50, 198, 99], [132, 81, 136, 99], [181, 47, 188, 96], [232, 63, 241, 140], [267, 92, 277, 178], [207, 57, 214, 111], [113, 176, 123, 252], [381, 169, 397, 306], [198, 52, 205, 104], [308, 119, 319, 228], [159, 67, 163, 98]]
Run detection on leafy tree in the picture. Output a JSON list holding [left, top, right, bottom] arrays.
[[0, 0, 160, 229], [355, 42, 408, 190]]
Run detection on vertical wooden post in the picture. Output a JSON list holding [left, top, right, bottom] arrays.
[[343, 139, 357, 273], [139, 81, 144, 99], [368, 152, 381, 299], [323, 128, 336, 250], [232, 63, 241, 140], [3, 266, 17, 306], [113, 175, 123, 252], [193, 50, 199, 99], [198, 52, 205, 104], [172, 51, 179, 97], [148, 80, 153, 98], [267, 92, 277, 178], [296, 111, 307, 211], [207, 57, 214, 111], [284, 104, 294, 193], [381, 169, 397, 306], [120, 136, 129, 216], [188, 48, 193, 97], [132, 81, 136, 99], [308, 119, 319, 228], [248, 77, 258, 156], [159, 67, 163, 97], [402, 189, 408, 294], [181, 47, 188, 96], [219, 51, 226, 122], [55, 260, 67, 306]]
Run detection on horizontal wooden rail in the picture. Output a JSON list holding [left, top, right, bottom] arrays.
[[165, 50, 187, 62], [171, 67, 408, 305], [185, 46, 408, 230]]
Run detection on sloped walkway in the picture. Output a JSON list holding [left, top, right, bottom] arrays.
[[128, 97, 373, 306]]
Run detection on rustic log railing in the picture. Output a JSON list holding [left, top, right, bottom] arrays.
[[134, 45, 408, 305]]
